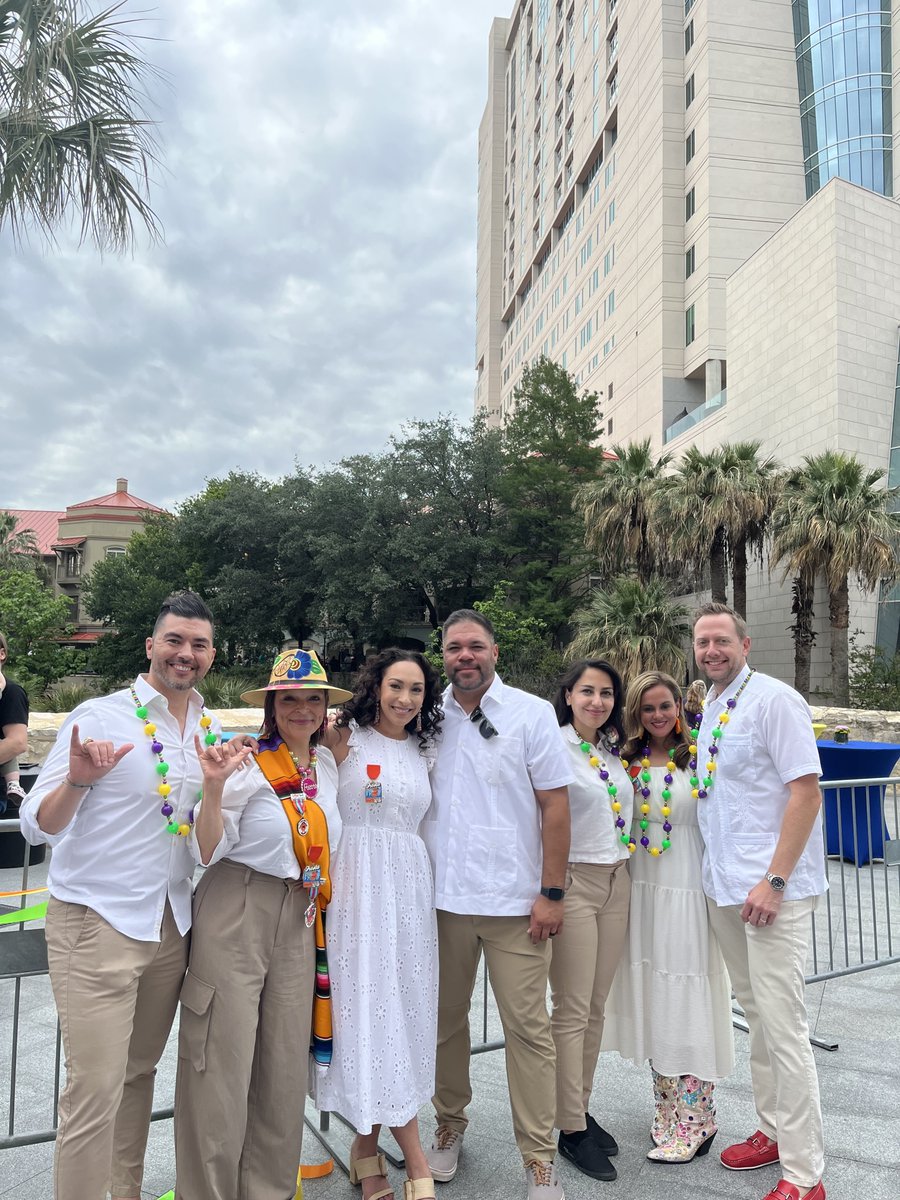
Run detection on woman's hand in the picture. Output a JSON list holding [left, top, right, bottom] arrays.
[[193, 735, 254, 787]]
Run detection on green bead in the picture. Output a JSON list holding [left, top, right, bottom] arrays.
[[641, 770, 651, 783], [712, 728, 722, 739], [156, 762, 169, 775], [579, 741, 591, 752], [620, 834, 630, 845], [166, 821, 178, 834], [205, 732, 217, 745], [704, 776, 713, 787], [608, 784, 617, 795], [135, 705, 148, 719], [662, 788, 671, 801], [639, 819, 648, 831], [690, 775, 699, 787], [662, 838, 671, 850]]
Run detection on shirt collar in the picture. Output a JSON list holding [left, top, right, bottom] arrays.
[[561, 722, 582, 745], [707, 662, 752, 708], [133, 673, 205, 714], [444, 672, 506, 714]]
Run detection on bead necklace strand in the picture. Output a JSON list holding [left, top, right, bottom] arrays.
[[288, 745, 319, 801], [579, 739, 636, 854], [688, 669, 755, 799], [130, 686, 217, 835], [627, 748, 676, 856]]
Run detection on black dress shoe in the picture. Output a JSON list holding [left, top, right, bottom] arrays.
[[585, 1112, 619, 1157], [558, 1130, 618, 1181]]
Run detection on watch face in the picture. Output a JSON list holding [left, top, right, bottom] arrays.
[[767, 873, 786, 891]]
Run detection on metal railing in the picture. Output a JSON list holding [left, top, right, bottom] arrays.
[[3, 775, 900, 1151]]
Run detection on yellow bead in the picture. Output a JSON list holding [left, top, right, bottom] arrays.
[[667, 760, 676, 771], [719, 713, 729, 724], [641, 757, 650, 768], [650, 846, 661, 857], [200, 714, 212, 728], [178, 823, 190, 836], [661, 805, 670, 817], [689, 744, 697, 754], [158, 783, 171, 797], [620, 758, 629, 769], [692, 788, 699, 799], [628, 843, 636, 853], [612, 801, 621, 812], [707, 762, 716, 773], [144, 723, 156, 736], [640, 804, 650, 815], [589, 755, 600, 767]]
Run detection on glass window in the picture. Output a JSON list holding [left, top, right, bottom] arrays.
[[685, 20, 694, 54], [685, 130, 696, 162], [686, 74, 695, 108], [685, 304, 696, 345], [685, 244, 695, 277], [686, 186, 696, 219]]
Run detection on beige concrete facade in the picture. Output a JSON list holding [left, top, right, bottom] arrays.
[[475, 2, 900, 694]]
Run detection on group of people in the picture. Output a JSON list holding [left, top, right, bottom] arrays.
[[19, 592, 827, 1200]]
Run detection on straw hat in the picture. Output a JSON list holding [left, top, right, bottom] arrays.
[[240, 649, 353, 705]]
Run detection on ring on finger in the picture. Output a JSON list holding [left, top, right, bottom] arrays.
[[82, 738, 94, 748]]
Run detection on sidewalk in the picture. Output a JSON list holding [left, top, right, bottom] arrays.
[[2, 855, 898, 1199]]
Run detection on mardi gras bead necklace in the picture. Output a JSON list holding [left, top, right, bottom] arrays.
[[688, 669, 755, 799], [288, 745, 319, 803], [626, 749, 676, 856], [579, 739, 636, 854], [131, 686, 217, 835]]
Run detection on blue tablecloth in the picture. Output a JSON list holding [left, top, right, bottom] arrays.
[[817, 741, 900, 865]]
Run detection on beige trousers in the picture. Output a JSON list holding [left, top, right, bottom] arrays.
[[433, 909, 557, 1163], [707, 896, 825, 1187], [174, 859, 315, 1200], [44, 896, 188, 1200], [549, 860, 631, 1130]]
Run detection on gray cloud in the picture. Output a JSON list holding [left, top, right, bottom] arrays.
[[1, 0, 491, 510]]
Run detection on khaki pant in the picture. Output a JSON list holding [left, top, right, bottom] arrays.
[[549, 860, 631, 1130], [45, 896, 188, 1200], [707, 896, 825, 1187], [433, 910, 557, 1163], [174, 859, 315, 1200]]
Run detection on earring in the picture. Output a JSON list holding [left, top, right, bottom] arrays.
[[375, 700, 381, 725], [675, 717, 682, 734], [416, 712, 423, 733]]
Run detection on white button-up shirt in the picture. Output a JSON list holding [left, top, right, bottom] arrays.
[[423, 675, 574, 917], [562, 724, 633, 863], [194, 748, 341, 876], [696, 664, 826, 905], [20, 675, 221, 941]]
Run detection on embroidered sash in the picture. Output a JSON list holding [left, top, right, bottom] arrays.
[[254, 734, 333, 1066]]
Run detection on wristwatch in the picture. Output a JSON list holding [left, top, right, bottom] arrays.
[[540, 886, 566, 902], [765, 872, 786, 891]]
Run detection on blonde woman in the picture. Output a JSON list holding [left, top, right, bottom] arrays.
[[602, 671, 733, 1164]]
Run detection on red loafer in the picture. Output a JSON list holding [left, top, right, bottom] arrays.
[[763, 1180, 826, 1200], [721, 1130, 779, 1170]]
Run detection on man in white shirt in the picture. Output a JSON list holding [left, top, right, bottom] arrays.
[[21, 591, 220, 1200], [692, 602, 826, 1200], [423, 610, 573, 1200]]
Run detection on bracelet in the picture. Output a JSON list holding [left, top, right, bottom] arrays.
[[64, 776, 93, 790]]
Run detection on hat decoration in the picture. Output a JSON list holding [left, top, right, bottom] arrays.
[[240, 649, 353, 706]]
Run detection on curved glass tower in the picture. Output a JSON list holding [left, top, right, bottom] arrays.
[[793, 1, 893, 197]]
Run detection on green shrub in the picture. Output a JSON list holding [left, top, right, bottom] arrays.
[[848, 642, 900, 711], [41, 681, 101, 712]]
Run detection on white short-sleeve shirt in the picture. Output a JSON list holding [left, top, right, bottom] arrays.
[[696, 665, 826, 905], [423, 675, 574, 916], [562, 724, 633, 864]]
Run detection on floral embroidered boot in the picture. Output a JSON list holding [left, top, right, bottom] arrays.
[[647, 1075, 717, 1163], [650, 1067, 679, 1146]]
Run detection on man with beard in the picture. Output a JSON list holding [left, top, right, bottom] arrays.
[[423, 609, 572, 1200], [21, 592, 223, 1200]]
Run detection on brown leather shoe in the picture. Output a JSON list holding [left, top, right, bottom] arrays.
[[720, 1130, 779, 1170]]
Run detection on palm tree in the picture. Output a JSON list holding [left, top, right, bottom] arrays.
[[0, 508, 40, 570], [771, 451, 900, 705], [719, 441, 781, 618], [1, 1, 161, 250], [576, 439, 672, 584], [569, 574, 690, 679]]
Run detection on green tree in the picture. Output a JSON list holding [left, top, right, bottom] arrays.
[[718, 441, 780, 617], [0, 508, 40, 571], [771, 451, 900, 704], [575, 439, 672, 584], [660, 447, 731, 603], [1, 0, 161, 250], [0, 567, 74, 690], [498, 356, 605, 644], [569, 575, 690, 679]]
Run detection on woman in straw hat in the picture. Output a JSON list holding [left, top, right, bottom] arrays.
[[314, 648, 443, 1200], [174, 648, 352, 1200]]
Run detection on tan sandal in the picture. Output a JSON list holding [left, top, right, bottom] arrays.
[[348, 1151, 394, 1200], [403, 1180, 436, 1200]]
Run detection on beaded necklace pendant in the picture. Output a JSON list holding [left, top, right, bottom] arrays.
[[289, 745, 319, 800], [579, 739, 636, 854], [131, 686, 217, 835], [688, 669, 755, 800]]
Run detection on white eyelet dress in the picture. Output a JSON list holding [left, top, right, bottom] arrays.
[[312, 722, 438, 1132]]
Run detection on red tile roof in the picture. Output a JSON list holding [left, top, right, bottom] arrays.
[[53, 536, 86, 547], [3, 509, 65, 556], [69, 490, 164, 513]]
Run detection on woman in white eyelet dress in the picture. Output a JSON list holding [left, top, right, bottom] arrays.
[[314, 648, 443, 1200]]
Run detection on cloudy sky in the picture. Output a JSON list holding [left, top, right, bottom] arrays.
[[2, 0, 497, 511]]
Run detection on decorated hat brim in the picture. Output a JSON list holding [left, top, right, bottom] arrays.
[[239, 681, 353, 706]]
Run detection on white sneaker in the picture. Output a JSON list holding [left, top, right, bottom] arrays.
[[426, 1126, 463, 1183], [525, 1159, 564, 1200]]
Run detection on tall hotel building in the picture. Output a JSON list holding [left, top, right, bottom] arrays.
[[475, 0, 900, 690]]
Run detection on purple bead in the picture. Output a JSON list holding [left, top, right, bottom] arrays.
[[616, 817, 625, 828], [689, 758, 697, 769], [709, 745, 718, 756], [641, 786, 650, 798], [640, 836, 650, 847], [151, 741, 164, 754], [726, 698, 737, 708], [663, 821, 672, 832], [599, 770, 609, 780], [188, 808, 195, 823], [161, 803, 173, 817], [698, 788, 707, 799], [664, 773, 673, 784]]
